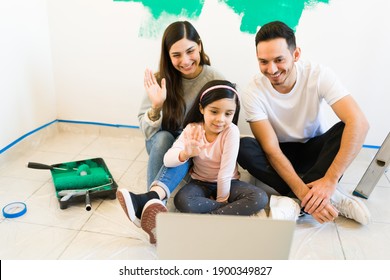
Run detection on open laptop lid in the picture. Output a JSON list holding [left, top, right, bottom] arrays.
[[156, 212, 295, 260]]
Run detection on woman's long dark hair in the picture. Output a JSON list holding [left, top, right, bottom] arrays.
[[156, 21, 211, 133], [183, 80, 240, 127]]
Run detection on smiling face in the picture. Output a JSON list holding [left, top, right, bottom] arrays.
[[256, 38, 301, 93], [169, 38, 202, 79], [200, 98, 237, 140]]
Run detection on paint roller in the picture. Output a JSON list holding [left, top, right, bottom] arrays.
[[54, 166, 113, 211], [53, 167, 111, 190], [28, 161, 112, 190]]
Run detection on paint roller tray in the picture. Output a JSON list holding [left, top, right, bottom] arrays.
[[33, 158, 118, 210]]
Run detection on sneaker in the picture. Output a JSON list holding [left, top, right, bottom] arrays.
[[331, 186, 371, 225], [116, 189, 141, 228], [141, 199, 167, 244], [269, 195, 301, 221], [256, 209, 268, 218]]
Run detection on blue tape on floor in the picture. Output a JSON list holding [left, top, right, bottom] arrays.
[[2, 202, 27, 218], [0, 120, 57, 154], [0, 119, 380, 154]]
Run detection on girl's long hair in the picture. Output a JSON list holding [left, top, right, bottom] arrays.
[[183, 80, 240, 127], [156, 21, 211, 133]]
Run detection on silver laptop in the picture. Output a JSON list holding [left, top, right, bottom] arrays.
[[156, 212, 295, 260]]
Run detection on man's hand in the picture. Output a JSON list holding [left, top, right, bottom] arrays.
[[311, 202, 339, 224], [301, 177, 337, 214]]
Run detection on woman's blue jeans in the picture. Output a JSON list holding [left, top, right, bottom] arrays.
[[145, 130, 190, 198], [151, 160, 191, 199], [145, 131, 175, 188]]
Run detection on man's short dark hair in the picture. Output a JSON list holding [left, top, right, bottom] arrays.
[[255, 21, 296, 51]]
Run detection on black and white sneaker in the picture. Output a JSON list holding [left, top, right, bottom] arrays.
[[117, 188, 141, 228]]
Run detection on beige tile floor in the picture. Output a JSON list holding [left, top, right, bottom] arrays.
[[0, 122, 389, 260]]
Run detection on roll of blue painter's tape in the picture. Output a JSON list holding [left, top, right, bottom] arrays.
[[2, 202, 27, 218]]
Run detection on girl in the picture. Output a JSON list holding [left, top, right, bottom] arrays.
[[139, 80, 268, 244], [167, 80, 268, 215]]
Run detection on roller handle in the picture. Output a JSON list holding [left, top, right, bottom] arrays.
[[27, 162, 55, 170], [85, 191, 92, 211], [27, 162, 72, 171]]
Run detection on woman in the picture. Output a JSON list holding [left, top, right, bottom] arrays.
[[117, 21, 224, 234], [139, 20, 224, 187]]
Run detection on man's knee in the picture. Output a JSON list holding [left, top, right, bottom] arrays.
[[240, 136, 257, 146], [239, 137, 260, 161]]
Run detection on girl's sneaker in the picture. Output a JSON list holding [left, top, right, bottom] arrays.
[[141, 199, 168, 244], [116, 189, 141, 228]]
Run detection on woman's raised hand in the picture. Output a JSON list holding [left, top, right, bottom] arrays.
[[144, 68, 166, 109]]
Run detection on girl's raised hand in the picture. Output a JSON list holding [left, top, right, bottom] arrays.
[[183, 123, 206, 158], [144, 68, 166, 109]]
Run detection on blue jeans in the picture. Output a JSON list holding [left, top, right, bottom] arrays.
[[145, 131, 175, 187], [146, 130, 190, 199], [150, 160, 191, 199]]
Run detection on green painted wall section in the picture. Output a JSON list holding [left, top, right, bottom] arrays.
[[224, 0, 330, 33], [114, 0, 329, 34], [115, 0, 204, 18]]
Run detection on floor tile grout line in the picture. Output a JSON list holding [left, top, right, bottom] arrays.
[[71, 134, 101, 161], [57, 229, 86, 260], [335, 223, 347, 260]]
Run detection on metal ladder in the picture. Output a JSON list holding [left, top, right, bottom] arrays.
[[353, 132, 390, 199]]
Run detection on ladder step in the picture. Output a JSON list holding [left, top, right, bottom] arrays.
[[353, 132, 390, 199]]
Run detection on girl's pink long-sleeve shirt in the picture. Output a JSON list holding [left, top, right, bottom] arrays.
[[163, 123, 240, 202]]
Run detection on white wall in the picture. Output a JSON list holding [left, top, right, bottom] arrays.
[[0, 0, 56, 151], [46, 0, 147, 125], [296, 0, 390, 146], [1, 0, 389, 152], [47, 0, 390, 146]]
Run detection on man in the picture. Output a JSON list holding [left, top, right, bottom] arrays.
[[238, 21, 371, 224]]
